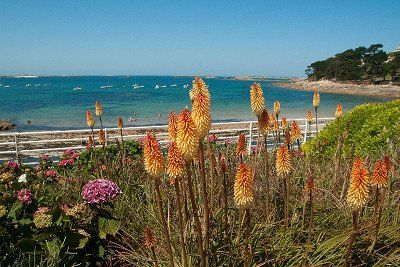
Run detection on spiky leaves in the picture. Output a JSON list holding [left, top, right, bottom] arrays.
[[192, 87, 211, 139], [347, 157, 370, 210], [143, 132, 165, 178], [236, 133, 247, 157], [86, 110, 95, 128], [168, 111, 178, 142], [373, 159, 388, 188], [276, 145, 291, 176], [313, 92, 320, 109], [335, 103, 343, 118], [290, 121, 302, 143], [250, 83, 265, 117], [117, 117, 123, 129], [258, 109, 269, 135], [234, 163, 253, 209], [176, 108, 200, 161], [95, 100, 103, 117], [274, 100, 281, 115], [167, 141, 185, 179]]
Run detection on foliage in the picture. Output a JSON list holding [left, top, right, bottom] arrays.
[[306, 44, 400, 82], [303, 99, 400, 159]]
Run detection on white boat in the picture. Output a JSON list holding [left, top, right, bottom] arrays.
[[100, 85, 113, 89], [171, 84, 177, 87], [183, 84, 189, 88], [26, 84, 32, 87], [3, 85, 10, 88], [160, 85, 167, 88], [155, 85, 160, 89], [73, 87, 82, 91]]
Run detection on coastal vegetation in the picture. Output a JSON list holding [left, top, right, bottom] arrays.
[[0, 78, 399, 266], [306, 44, 400, 83]]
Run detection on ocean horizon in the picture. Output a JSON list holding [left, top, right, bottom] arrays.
[[1, 76, 387, 132]]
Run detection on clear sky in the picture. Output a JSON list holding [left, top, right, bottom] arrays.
[[0, 0, 399, 77]]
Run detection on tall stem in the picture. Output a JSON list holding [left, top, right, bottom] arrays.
[[244, 208, 251, 267], [198, 142, 210, 255], [154, 179, 175, 267], [345, 209, 360, 266], [207, 139, 215, 212], [175, 177, 188, 267], [222, 171, 232, 265], [185, 163, 206, 267], [264, 136, 270, 219]]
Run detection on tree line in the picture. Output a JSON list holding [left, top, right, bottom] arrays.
[[306, 44, 400, 83]]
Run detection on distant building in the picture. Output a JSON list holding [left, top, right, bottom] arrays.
[[386, 46, 400, 62]]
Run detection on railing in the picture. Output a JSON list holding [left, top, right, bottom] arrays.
[[0, 117, 334, 165]]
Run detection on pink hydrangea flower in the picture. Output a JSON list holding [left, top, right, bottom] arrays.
[[224, 138, 233, 145], [17, 189, 32, 205], [8, 161, 19, 170], [82, 179, 121, 204], [45, 170, 57, 177], [58, 158, 74, 166], [208, 134, 217, 143]]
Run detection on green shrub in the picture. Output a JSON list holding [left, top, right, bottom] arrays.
[[303, 99, 400, 159]]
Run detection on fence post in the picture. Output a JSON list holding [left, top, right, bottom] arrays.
[[248, 122, 253, 154], [303, 120, 308, 144], [14, 133, 20, 164]]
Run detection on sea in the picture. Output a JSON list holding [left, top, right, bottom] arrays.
[[0, 76, 387, 132]]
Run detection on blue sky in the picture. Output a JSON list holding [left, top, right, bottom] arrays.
[[0, 0, 399, 76]]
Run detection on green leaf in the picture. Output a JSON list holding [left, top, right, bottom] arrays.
[[98, 217, 121, 239]]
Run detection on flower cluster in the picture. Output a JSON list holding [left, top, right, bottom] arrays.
[[58, 149, 79, 166], [17, 189, 32, 205], [0, 205, 7, 217], [45, 169, 57, 178], [33, 207, 53, 228], [63, 203, 87, 218], [82, 179, 122, 204]]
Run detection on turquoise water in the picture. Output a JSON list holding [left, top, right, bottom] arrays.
[[0, 76, 387, 131]]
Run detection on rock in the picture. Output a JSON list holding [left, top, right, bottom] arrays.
[[0, 120, 16, 131]]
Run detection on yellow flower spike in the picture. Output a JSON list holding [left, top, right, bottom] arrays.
[[192, 89, 211, 139], [274, 100, 281, 115], [168, 111, 178, 142], [190, 77, 210, 102], [335, 103, 343, 118], [167, 141, 185, 179], [98, 129, 105, 144], [273, 120, 279, 132], [143, 132, 165, 178], [95, 100, 103, 117], [86, 110, 95, 128], [269, 113, 276, 129], [117, 117, 123, 129], [234, 163, 253, 209], [250, 83, 265, 117], [313, 92, 320, 109], [347, 157, 370, 210], [290, 121, 302, 144], [276, 145, 291, 176], [258, 109, 269, 135], [236, 133, 247, 157], [373, 159, 388, 188], [176, 108, 200, 161], [281, 117, 288, 130]]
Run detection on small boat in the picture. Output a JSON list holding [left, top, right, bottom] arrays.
[[100, 85, 113, 89], [26, 84, 32, 87], [128, 117, 138, 122], [155, 85, 160, 89], [183, 84, 189, 88], [34, 84, 40, 86], [3, 85, 10, 88], [160, 85, 167, 88], [170, 84, 177, 87], [73, 87, 82, 91]]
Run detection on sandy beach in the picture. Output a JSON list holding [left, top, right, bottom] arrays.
[[274, 79, 400, 98]]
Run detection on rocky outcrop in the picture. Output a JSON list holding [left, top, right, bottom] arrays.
[[0, 120, 16, 131]]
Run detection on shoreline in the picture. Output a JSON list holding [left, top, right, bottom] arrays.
[[273, 78, 400, 98]]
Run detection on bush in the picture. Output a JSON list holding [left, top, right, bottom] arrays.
[[303, 99, 400, 159]]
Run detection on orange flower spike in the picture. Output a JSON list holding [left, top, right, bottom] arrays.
[[347, 157, 370, 209], [236, 133, 247, 157], [86, 110, 95, 128], [258, 109, 269, 135], [290, 120, 302, 143], [274, 100, 281, 116], [143, 132, 165, 178], [335, 103, 343, 118], [144, 225, 155, 249], [176, 108, 200, 161], [383, 155, 392, 173], [95, 100, 103, 116], [250, 82, 265, 117], [269, 113, 276, 129], [234, 163, 253, 208], [373, 160, 388, 188], [219, 154, 227, 174], [281, 117, 288, 130], [190, 77, 210, 102], [192, 89, 211, 139], [276, 145, 291, 176], [167, 141, 185, 179], [304, 176, 316, 199], [313, 92, 320, 109], [273, 120, 279, 132], [168, 111, 178, 142], [117, 117, 123, 129], [98, 129, 105, 144], [306, 110, 313, 123]]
